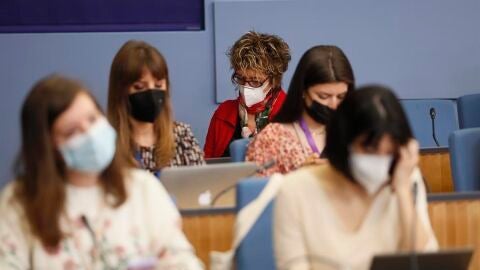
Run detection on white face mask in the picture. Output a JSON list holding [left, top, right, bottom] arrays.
[[349, 153, 393, 195], [239, 82, 269, 107]]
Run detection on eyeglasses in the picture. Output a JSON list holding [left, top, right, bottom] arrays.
[[231, 73, 269, 88]]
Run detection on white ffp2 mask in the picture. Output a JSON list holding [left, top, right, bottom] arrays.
[[239, 83, 269, 107], [350, 153, 393, 195]]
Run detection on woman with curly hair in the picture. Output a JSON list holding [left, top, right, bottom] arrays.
[[204, 31, 291, 158]]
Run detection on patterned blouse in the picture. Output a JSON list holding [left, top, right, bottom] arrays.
[[0, 169, 204, 269], [246, 122, 323, 176], [137, 122, 205, 174]]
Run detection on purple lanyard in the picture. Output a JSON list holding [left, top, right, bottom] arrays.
[[299, 118, 321, 154]]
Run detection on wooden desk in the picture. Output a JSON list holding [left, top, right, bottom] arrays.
[[182, 149, 457, 267], [182, 192, 480, 269], [419, 149, 453, 193], [183, 208, 235, 266], [428, 193, 480, 270]]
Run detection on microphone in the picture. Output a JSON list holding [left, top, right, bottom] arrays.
[[429, 108, 440, 147], [209, 159, 276, 206], [409, 182, 419, 270]]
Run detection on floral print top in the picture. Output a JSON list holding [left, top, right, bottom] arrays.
[[246, 122, 321, 176], [170, 122, 205, 167], [0, 169, 203, 270], [137, 122, 205, 174]]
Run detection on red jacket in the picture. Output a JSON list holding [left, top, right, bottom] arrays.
[[204, 90, 286, 158]]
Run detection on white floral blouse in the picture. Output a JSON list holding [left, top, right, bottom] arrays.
[[0, 169, 203, 270]]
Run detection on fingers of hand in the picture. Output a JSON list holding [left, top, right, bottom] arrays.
[[399, 139, 419, 167], [407, 139, 420, 164]]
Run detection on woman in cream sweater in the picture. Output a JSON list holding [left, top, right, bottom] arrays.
[[274, 85, 438, 270]]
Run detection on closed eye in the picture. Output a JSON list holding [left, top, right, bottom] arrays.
[[63, 127, 82, 139], [133, 83, 146, 91]]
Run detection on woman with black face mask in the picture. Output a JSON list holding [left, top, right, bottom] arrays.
[[246, 45, 355, 176], [107, 40, 205, 178]]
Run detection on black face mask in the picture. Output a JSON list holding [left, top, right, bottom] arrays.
[[128, 89, 166, 123], [305, 100, 334, 124]]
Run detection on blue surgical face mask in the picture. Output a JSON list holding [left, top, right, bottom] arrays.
[[59, 117, 117, 173]]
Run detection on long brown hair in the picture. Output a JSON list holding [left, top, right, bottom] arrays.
[[108, 40, 175, 169], [13, 75, 127, 248]]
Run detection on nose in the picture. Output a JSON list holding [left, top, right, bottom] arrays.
[[79, 120, 94, 133], [328, 97, 340, 110], [147, 81, 156, 89]]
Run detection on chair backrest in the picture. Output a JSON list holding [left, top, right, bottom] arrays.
[[229, 138, 251, 162], [235, 178, 275, 270], [449, 128, 480, 191], [401, 99, 459, 148], [457, 93, 480, 129]]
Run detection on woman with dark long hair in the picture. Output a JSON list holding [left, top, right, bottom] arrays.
[[274, 86, 438, 270], [0, 75, 203, 269], [246, 45, 355, 176]]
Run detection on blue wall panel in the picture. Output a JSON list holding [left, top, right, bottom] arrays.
[[214, 0, 480, 102], [0, 2, 217, 187]]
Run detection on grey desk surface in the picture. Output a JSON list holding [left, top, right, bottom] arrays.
[[179, 191, 480, 215]]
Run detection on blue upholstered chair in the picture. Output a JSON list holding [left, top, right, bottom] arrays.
[[229, 138, 251, 162], [401, 99, 459, 149], [449, 128, 480, 191], [457, 94, 480, 129], [235, 178, 275, 270]]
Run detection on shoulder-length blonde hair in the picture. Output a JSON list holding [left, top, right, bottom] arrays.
[[107, 40, 175, 169], [14, 74, 127, 248]]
